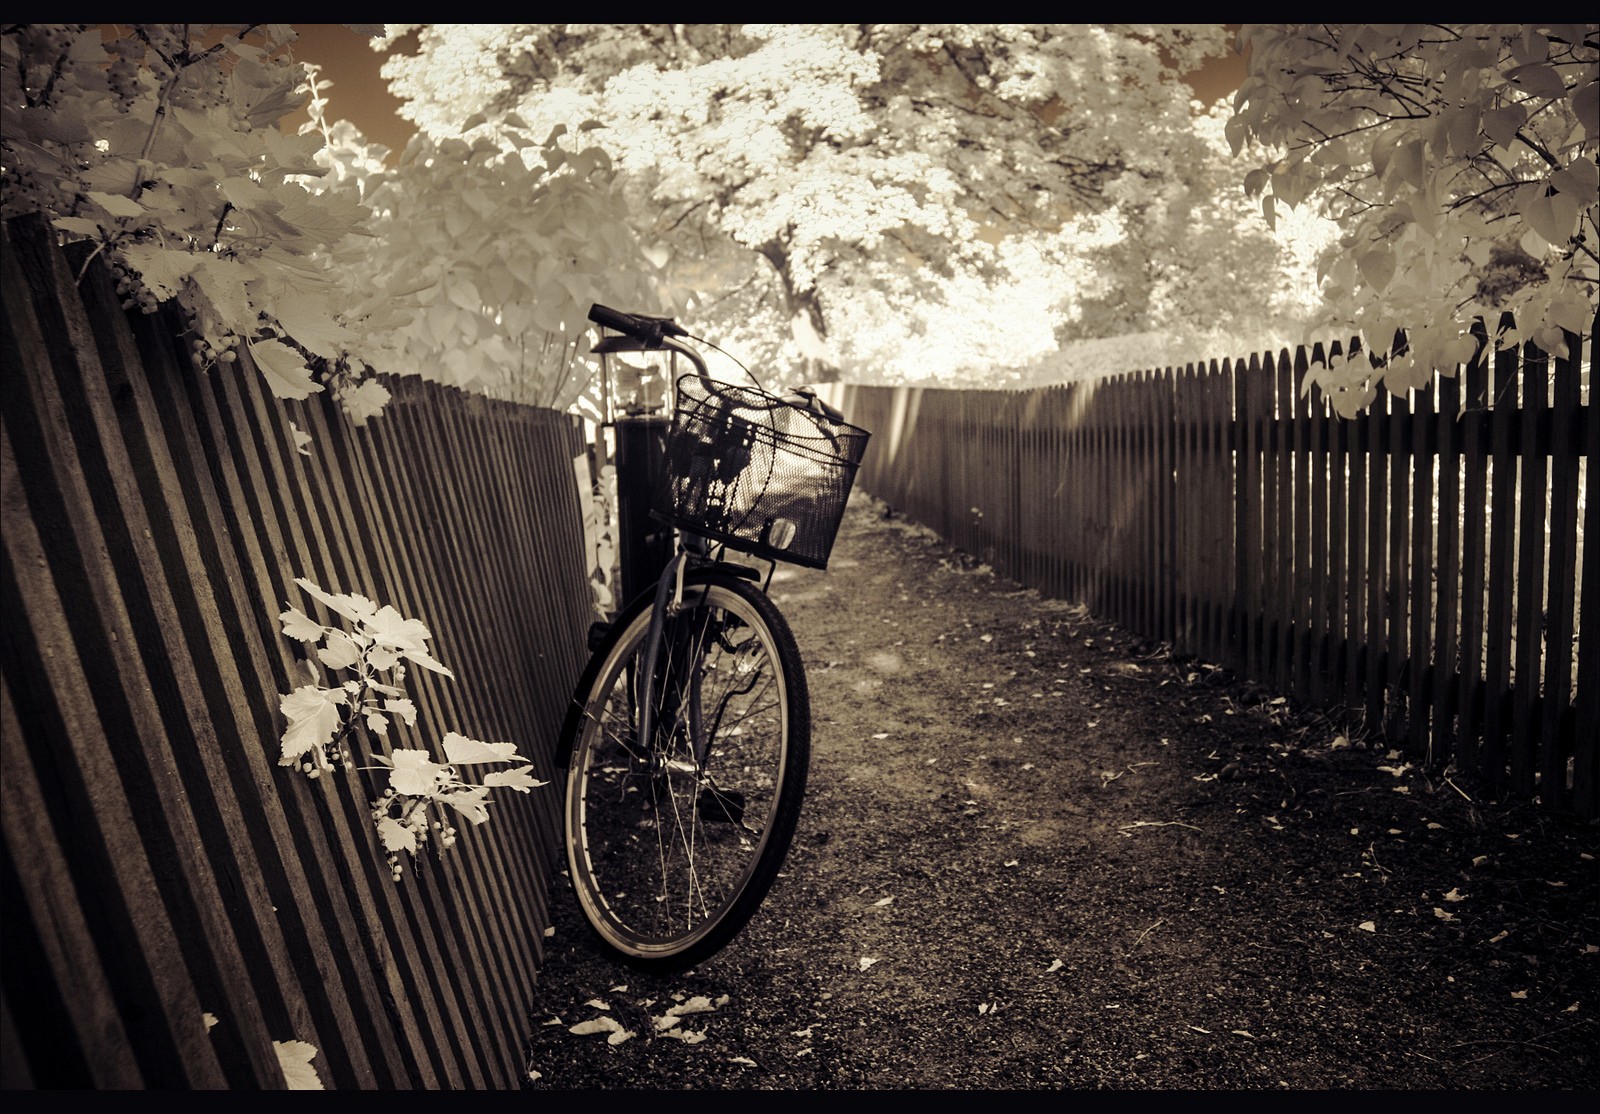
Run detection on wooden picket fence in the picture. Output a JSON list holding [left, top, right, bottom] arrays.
[[1, 214, 594, 1088], [821, 319, 1596, 818]]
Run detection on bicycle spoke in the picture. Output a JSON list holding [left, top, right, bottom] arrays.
[[565, 579, 805, 967]]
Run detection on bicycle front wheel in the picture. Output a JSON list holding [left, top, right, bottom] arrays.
[[563, 572, 809, 971]]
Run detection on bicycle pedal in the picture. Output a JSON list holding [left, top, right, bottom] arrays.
[[697, 788, 745, 824]]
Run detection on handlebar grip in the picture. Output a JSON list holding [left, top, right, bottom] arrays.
[[787, 387, 846, 424], [587, 303, 688, 345]]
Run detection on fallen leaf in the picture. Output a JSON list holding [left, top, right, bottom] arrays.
[[664, 995, 722, 1016], [583, 998, 610, 1011], [1511, 990, 1528, 999], [1359, 921, 1377, 933], [859, 956, 879, 971], [659, 1029, 707, 1044], [871, 732, 890, 739], [872, 896, 894, 907], [1443, 888, 1467, 902], [1046, 959, 1063, 973], [1433, 907, 1457, 922], [730, 1056, 757, 1067], [1189, 1026, 1212, 1034], [1004, 859, 1019, 868], [273, 1040, 324, 1090], [792, 1027, 814, 1038], [1231, 1030, 1255, 1039], [569, 1016, 635, 1045]]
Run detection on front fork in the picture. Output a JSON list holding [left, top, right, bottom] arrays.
[[636, 543, 708, 776]]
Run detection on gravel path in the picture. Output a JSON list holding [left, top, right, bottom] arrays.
[[522, 491, 1599, 1091]]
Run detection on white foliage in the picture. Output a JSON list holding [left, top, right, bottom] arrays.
[[275, 578, 542, 880], [375, 25, 1246, 385], [272, 1039, 325, 1089], [1229, 23, 1598, 409]]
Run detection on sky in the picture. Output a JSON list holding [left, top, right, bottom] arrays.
[[285, 24, 1250, 156]]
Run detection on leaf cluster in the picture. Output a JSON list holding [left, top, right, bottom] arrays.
[[1229, 23, 1597, 412], [277, 577, 545, 881]]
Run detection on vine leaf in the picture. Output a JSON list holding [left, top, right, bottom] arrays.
[[249, 337, 322, 400]]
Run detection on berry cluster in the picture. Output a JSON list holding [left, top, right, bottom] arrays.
[[299, 741, 353, 780], [188, 335, 240, 370], [375, 787, 461, 880], [112, 260, 161, 315]]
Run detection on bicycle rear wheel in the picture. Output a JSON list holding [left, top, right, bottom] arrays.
[[562, 571, 809, 971]]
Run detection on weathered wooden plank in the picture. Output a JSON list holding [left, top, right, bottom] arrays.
[[1576, 319, 1599, 816], [1408, 371, 1437, 756], [1432, 366, 1462, 765], [1483, 320, 1521, 794], [1387, 374, 1412, 741], [1513, 342, 1550, 797], [1540, 328, 1581, 810], [1459, 328, 1492, 773]]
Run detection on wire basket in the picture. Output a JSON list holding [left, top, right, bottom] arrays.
[[653, 375, 871, 569]]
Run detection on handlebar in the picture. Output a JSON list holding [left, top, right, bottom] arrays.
[[588, 303, 689, 347], [587, 302, 845, 424]]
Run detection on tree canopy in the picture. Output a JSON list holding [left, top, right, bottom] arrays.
[[12, 24, 1585, 416], [376, 24, 1303, 383], [1227, 23, 1597, 413]]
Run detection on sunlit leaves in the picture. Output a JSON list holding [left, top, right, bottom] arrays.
[[2, 25, 391, 422], [1229, 23, 1599, 401], [245, 338, 320, 400], [272, 1039, 325, 1090], [378, 24, 1239, 385], [275, 577, 544, 879], [322, 122, 661, 412], [279, 685, 348, 766], [443, 733, 524, 765]]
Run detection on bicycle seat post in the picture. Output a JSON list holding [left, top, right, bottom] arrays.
[[594, 333, 676, 607]]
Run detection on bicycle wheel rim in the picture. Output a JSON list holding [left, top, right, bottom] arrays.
[[565, 578, 806, 967]]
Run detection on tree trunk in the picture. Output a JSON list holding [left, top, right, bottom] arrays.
[[757, 239, 842, 384]]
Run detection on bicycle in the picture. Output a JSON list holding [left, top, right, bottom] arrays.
[[556, 303, 870, 971]]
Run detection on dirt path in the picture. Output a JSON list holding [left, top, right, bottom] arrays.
[[521, 491, 1599, 1090]]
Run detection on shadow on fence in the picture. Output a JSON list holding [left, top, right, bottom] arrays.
[[822, 318, 1595, 819], [2, 214, 592, 1088]]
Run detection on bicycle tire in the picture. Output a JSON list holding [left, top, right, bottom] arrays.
[[562, 570, 809, 971]]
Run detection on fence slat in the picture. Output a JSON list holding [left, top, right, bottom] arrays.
[[3, 214, 593, 1089], [1433, 366, 1462, 765], [834, 312, 1586, 821], [1408, 371, 1437, 755], [1513, 342, 1550, 797], [1540, 330, 1582, 806], [1577, 319, 1599, 815]]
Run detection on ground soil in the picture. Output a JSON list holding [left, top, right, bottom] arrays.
[[521, 491, 1599, 1092]]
